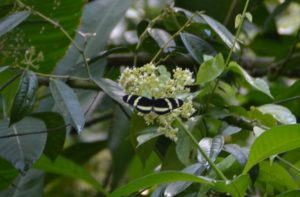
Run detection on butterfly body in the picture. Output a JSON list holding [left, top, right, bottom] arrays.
[[123, 95, 183, 115]]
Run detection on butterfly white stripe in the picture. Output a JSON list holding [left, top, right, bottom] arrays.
[[133, 96, 141, 106], [165, 98, 173, 110]]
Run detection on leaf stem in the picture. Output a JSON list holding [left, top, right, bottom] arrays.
[[276, 155, 300, 173], [211, 0, 250, 94], [150, 14, 195, 64], [134, 13, 164, 66], [177, 118, 228, 181]]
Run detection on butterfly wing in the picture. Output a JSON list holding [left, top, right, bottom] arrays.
[[153, 98, 183, 115], [123, 95, 153, 114]]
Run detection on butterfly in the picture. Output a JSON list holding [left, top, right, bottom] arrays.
[[123, 94, 183, 115]]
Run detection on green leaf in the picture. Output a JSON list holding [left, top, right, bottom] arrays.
[[176, 127, 194, 165], [148, 28, 175, 53], [0, 66, 9, 73], [108, 171, 213, 197], [213, 175, 250, 197], [108, 106, 134, 189], [56, 0, 132, 75], [34, 154, 107, 194], [93, 77, 130, 110], [197, 53, 225, 84], [257, 161, 298, 191], [0, 157, 18, 191], [228, 61, 273, 98], [180, 33, 216, 64], [243, 124, 300, 174], [0, 117, 47, 172], [9, 71, 38, 125], [164, 164, 204, 196], [137, 132, 162, 147], [257, 104, 296, 125], [1, 0, 86, 73], [0, 11, 30, 37], [0, 169, 43, 197], [31, 112, 66, 161], [223, 144, 248, 165], [50, 79, 85, 133], [200, 14, 240, 52]]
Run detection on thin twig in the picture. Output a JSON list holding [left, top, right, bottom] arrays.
[[150, 13, 196, 64], [133, 13, 164, 66], [177, 118, 228, 181], [211, 0, 251, 94], [0, 124, 71, 139], [276, 155, 300, 173]]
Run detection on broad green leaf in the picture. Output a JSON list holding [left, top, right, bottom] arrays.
[[0, 169, 43, 197], [50, 79, 85, 133], [0, 11, 30, 37], [164, 164, 204, 197], [108, 106, 134, 189], [9, 71, 38, 125], [1, 0, 86, 73], [56, 0, 132, 75], [200, 14, 240, 52], [257, 161, 298, 191], [213, 175, 250, 197], [108, 171, 213, 197], [223, 144, 248, 165], [180, 33, 216, 63], [228, 62, 273, 98], [31, 112, 66, 161], [243, 124, 300, 173], [257, 104, 296, 125], [197, 53, 225, 84], [176, 126, 194, 165], [148, 28, 175, 53], [0, 117, 47, 172], [0, 157, 18, 191], [34, 155, 106, 194]]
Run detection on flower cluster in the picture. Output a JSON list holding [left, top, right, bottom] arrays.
[[119, 63, 195, 141]]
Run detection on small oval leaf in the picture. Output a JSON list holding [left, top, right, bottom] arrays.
[[148, 28, 176, 53], [200, 14, 240, 52], [50, 79, 85, 133], [197, 53, 225, 84], [223, 144, 248, 165], [0, 11, 31, 37], [243, 124, 300, 174], [9, 71, 38, 125], [257, 104, 296, 125], [197, 135, 224, 164], [180, 33, 216, 64]]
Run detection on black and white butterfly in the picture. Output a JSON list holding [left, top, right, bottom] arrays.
[[123, 95, 183, 115]]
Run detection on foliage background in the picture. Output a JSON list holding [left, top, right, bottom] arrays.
[[1, 0, 300, 196]]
